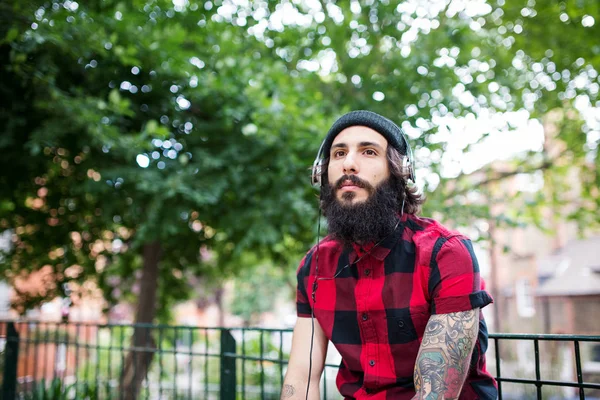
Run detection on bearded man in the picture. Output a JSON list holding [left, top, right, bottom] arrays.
[[280, 111, 497, 399]]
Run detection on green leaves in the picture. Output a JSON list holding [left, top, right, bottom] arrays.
[[2, 27, 19, 43], [0, 0, 323, 318], [1, 0, 598, 320]]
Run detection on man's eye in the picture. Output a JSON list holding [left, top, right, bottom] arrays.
[[334, 150, 345, 157], [364, 149, 377, 156]]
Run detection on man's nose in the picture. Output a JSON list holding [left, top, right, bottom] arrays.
[[342, 152, 359, 175]]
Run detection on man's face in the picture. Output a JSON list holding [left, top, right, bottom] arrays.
[[327, 126, 390, 205]]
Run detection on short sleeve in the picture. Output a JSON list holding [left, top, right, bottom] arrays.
[[296, 250, 314, 318], [428, 235, 493, 314]]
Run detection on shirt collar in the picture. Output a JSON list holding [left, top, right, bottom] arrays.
[[350, 213, 406, 261]]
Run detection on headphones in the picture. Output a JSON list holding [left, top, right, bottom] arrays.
[[310, 123, 416, 187]]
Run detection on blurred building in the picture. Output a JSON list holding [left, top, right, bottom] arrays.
[[533, 236, 600, 335], [466, 151, 600, 397], [479, 161, 599, 336]]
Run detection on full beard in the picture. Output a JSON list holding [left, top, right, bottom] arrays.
[[321, 175, 402, 246]]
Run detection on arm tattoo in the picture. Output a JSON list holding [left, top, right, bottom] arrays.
[[281, 384, 295, 399], [413, 309, 479, 400]]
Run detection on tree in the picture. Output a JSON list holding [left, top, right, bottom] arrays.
[[1, 1, 323, 396]]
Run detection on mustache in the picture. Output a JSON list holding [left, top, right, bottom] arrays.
[[334, 175, 372, 190]]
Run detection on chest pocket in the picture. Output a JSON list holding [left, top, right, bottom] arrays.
[[386, 306, 430, 345]]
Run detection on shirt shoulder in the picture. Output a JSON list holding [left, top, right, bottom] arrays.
[[296, 235, 343, 276], [407, 214, 470, 265]]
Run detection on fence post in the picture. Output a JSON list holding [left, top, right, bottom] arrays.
[[2, 322, 19, 400], [220, 329, 237, 400]]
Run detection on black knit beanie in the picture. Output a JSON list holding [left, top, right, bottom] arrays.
[[321, 110, 408, 159]]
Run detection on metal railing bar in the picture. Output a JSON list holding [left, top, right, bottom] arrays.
[[260, 330, 265, 398], [6, 321, 597, 339], [574, 340, 585, 400], [119, 325, 125, 400], [204, 328, 209, 400], [43, 323, 49, 384], [108, 325, 113, 397], [11, 336, 231, 360], [23, 322, 30, 392], [242, 328, 246, 400], [75, 323, 80, 399], [132, 326, 138, 400], [33, 324, 40, 393], [489, 333, 600, 341], [144, 327, 151, 400], [85, 324, 91, 393], [494, 337, 502, 400], [0, 319, 298, 333], [534, 339, 541, 400], [158, 325, 164, 400], [62, 322, 68, 382], [96, 324, 101, 398], [53, 323, 59, 381], [173, 326, 178, 398], [188, 327, 193, 400], [279, 330, 284, 390], [494, 377, 600, 389]]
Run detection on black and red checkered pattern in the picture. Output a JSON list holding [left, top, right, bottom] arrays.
[[296, 213, 497, 399]]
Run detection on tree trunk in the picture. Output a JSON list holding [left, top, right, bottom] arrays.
[[215, 286, 225, 327], [120, 241, 162, 400]]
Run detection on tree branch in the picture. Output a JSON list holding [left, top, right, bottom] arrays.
[[445, 159, 553, 198]]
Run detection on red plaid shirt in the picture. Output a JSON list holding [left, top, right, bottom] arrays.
[[296, 213, 497, 399]]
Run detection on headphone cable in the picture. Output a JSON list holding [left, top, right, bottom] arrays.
[[304, 215, 402, 399], [305, 207, 322, 400]]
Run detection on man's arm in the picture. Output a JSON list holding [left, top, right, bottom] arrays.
[[412, 308, 480, 400], [281, 317, 328, 400]]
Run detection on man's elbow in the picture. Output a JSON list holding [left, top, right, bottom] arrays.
[[283, 363, 321, 386], [280, 377, 320, 400]]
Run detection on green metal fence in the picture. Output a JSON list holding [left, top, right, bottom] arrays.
[[1, 320, 599, 399], [491, 333, 600, 400]]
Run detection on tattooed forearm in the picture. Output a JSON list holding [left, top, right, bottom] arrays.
[[413, 309, 479, 400], [281, 384, 295, 399]]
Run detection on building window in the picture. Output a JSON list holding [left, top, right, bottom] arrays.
[[516, 278, 535, 318]]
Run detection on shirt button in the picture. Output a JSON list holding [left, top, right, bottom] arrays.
[[398, 320, 405, 328], [362, 313, 368, 321], [364, 269, 370, 276], [369, 360, 375, 367]]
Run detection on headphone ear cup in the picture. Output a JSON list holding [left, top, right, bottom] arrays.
[[311, 162, 322, 187], [312, 140, 327, 188], [401, 133, 416, 183], [401, 155, 412, 182], [408, 154, 415, 183], [407, 163, 415, 183]]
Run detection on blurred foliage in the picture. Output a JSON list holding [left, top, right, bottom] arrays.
[[0, 0, 321, 319], [22, 378, 102, 400], [0, 0, 598, 320], [228, 256, 295, 325]]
